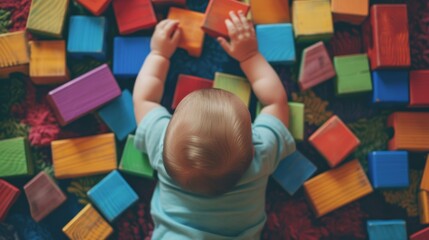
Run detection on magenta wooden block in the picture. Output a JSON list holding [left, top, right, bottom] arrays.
[[0, 179, 20, 222], [48, 64, 121, 126]]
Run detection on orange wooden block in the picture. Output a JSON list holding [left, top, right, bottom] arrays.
[[303, 159, 373, 217], [331, 0, 369, 25], [30, 40, 70, 85], [420, 155, 429, 191], [168, 7, 205, 57], [51, 133, 117, 179], [250, 0, 290, 24], [308, 115, 360, 167], [77, 0, 111, 16], [0, 31, 29, 79], [388, 112, 429, 151], [419, 191, 429, 224]]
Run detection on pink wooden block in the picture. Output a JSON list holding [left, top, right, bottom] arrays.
[[410, 227, 429, 240], [48, 64, 121, 126]]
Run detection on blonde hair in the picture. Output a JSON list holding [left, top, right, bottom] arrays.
[[163, 89, 253, 196]]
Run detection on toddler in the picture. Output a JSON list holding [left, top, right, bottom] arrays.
[[133, 11, 295, 239]]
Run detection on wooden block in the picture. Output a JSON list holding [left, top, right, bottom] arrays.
[[334, 54, 372, 95], [0, 137, 33, 178], [202, 0, 250, 38], [88, 170, 138, 222], [366, 5, 410, 70], [288, 102, 304, 141], [63, 204, 113, 240], [388, 112, 429, 151], [26, 0, 69, 38], [113, 37, 151, 78], [368, 151, 409, 188], [272, 151, 317, 195], [410, 70, 429, 107], [250, 0, 290, 24], [366, 220, 407, 240], [256, 24, 295, 64], [0, 179, 20, 222], [152, 0, 186, 7], [0, 31, 29, 79], [213, 72, 251, 107], [24, 171, 67, 222], [172, 74, 213, 109], [421, 155, 429, 191], [241, 0, 252, 20], [30, 40, 69, 85], [372, 70, 409, 105], [47, 64, 121, 126], [331, 0, 369, 25], [308, 115, 360, 167], [98, 90, 136, 141], [419, 191, 429, 224], [303, 160, 373, 217], [51, 133, 117, 179], [292, 0, 333, 42], [119, 135, 154, 179], [167, 7, 205, 58], [67, 16, 107, 60], [76, 0, 111, 16], [298, 41, 335, 91], [410, 227, 429, 240], [113, 0, 157, 35]]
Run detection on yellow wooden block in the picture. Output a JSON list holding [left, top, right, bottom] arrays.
[[250, 0, 290, 24], [213, 72, 251, 107], [292, 0, 333, 42], [303, 159, 373, 217], [419, 191, 429, 224], [63, 204, 113, 240], [0, 31, 29, 78], [51, 133, 117, 179], [421, 155, 429, 191], [26, 0, 69, 38], [30, 40, 70, 85]]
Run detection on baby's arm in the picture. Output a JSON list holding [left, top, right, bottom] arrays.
[[217, 11, 289, 127], [133, 20, 181, 125]]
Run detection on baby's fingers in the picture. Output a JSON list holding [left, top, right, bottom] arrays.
[[164, 20, 179, 37], [225, 19, 238, 38]]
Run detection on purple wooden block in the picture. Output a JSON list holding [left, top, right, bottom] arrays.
[[48, 64, 121, 126]]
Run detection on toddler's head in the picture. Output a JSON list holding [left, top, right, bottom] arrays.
[[163, 89, 253, 196]]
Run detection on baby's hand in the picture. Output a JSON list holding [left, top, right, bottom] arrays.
[[151, 19, 181, 59], [217, 11, 258, 62]]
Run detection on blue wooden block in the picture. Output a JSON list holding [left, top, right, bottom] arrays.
[[87, 170, 138, 222], [67, 16, 107, 60], [368, 151, 409, 189], [97, 90, 136, 141], [272, 151, 317, 195], [372, 70, 409, 105], [256, 24, 295, 64], [113, 37, 151, 78], [367, 220, 407, 240]]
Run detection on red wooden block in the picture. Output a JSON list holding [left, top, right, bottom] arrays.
[[308, 115, 360, 167], [113, 0, 157, 34], [172, 74, 213, 109], [410, 70, 429, 107], [365, 4, 410, 70], [202, 0, 250, 38], [0, 179, 20, 222], [77, 0, 111, 16], [411, 227, 429, 240]]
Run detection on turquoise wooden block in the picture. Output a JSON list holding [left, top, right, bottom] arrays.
[[113, 37, 151, 78], [256, 24, 295, 64], [98, 90, 136, 141], [334, 54, 372, 95], [87, 170, 138, 222], [67, 16, 107, 60], [367, 220, 407, 240], [119, 135, 154, 179]]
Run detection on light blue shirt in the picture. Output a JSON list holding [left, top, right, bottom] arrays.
[[135, 107, 295, 239]]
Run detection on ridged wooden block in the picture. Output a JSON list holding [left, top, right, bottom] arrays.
[[410, 70, 429, 107], [411, 227, 429, 240], [256, 24, 295, 64], [119, 135, 154, 179], [388, 112, 429, 151], [48, 64, 121, 126], [77, 0, 112, 16], [51, 133, 117, 179], [213, 72, 251, 107], [0, 137, 33, 178], [0, 179, 20, 221], [419, 191, 429, 224], [172, 74, 213, 109], [24, 171, 67, 222], [26, 0, 69, 38], [113, 37, 150, 78], [303, 159, 373, 217], [331, 0, 369, 25], [0, 31, 29, 79], [288, 102, 304, 141], [367, 220, 407, 240], [334, 54, 372, 95], [250, 0, 290, 24], [421, 155, 429, 191], [113, 0, 157, 34], [30, 40, 69, 85], [63, 204, 113, 240]]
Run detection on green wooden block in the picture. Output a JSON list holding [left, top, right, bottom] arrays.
[[213, 72, 251, 107], [289, 102, 304, 141], [0, 137, 33, 178], [119, 135, 154, 179], [26, 0, 69, 38], [334, 54, 372, 95]]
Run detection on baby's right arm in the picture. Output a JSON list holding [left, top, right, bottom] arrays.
[[217, 11, 289, 127]]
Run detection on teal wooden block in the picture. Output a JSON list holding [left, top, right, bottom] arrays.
[[119, 135, 154, 179], [256, 24, 296, 64], [87, 170, 138, 222], [334, 54, 372, 95], [367, 220, 407, 240], [0, 137, 33, 178], [288, 102, 304, 141]]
